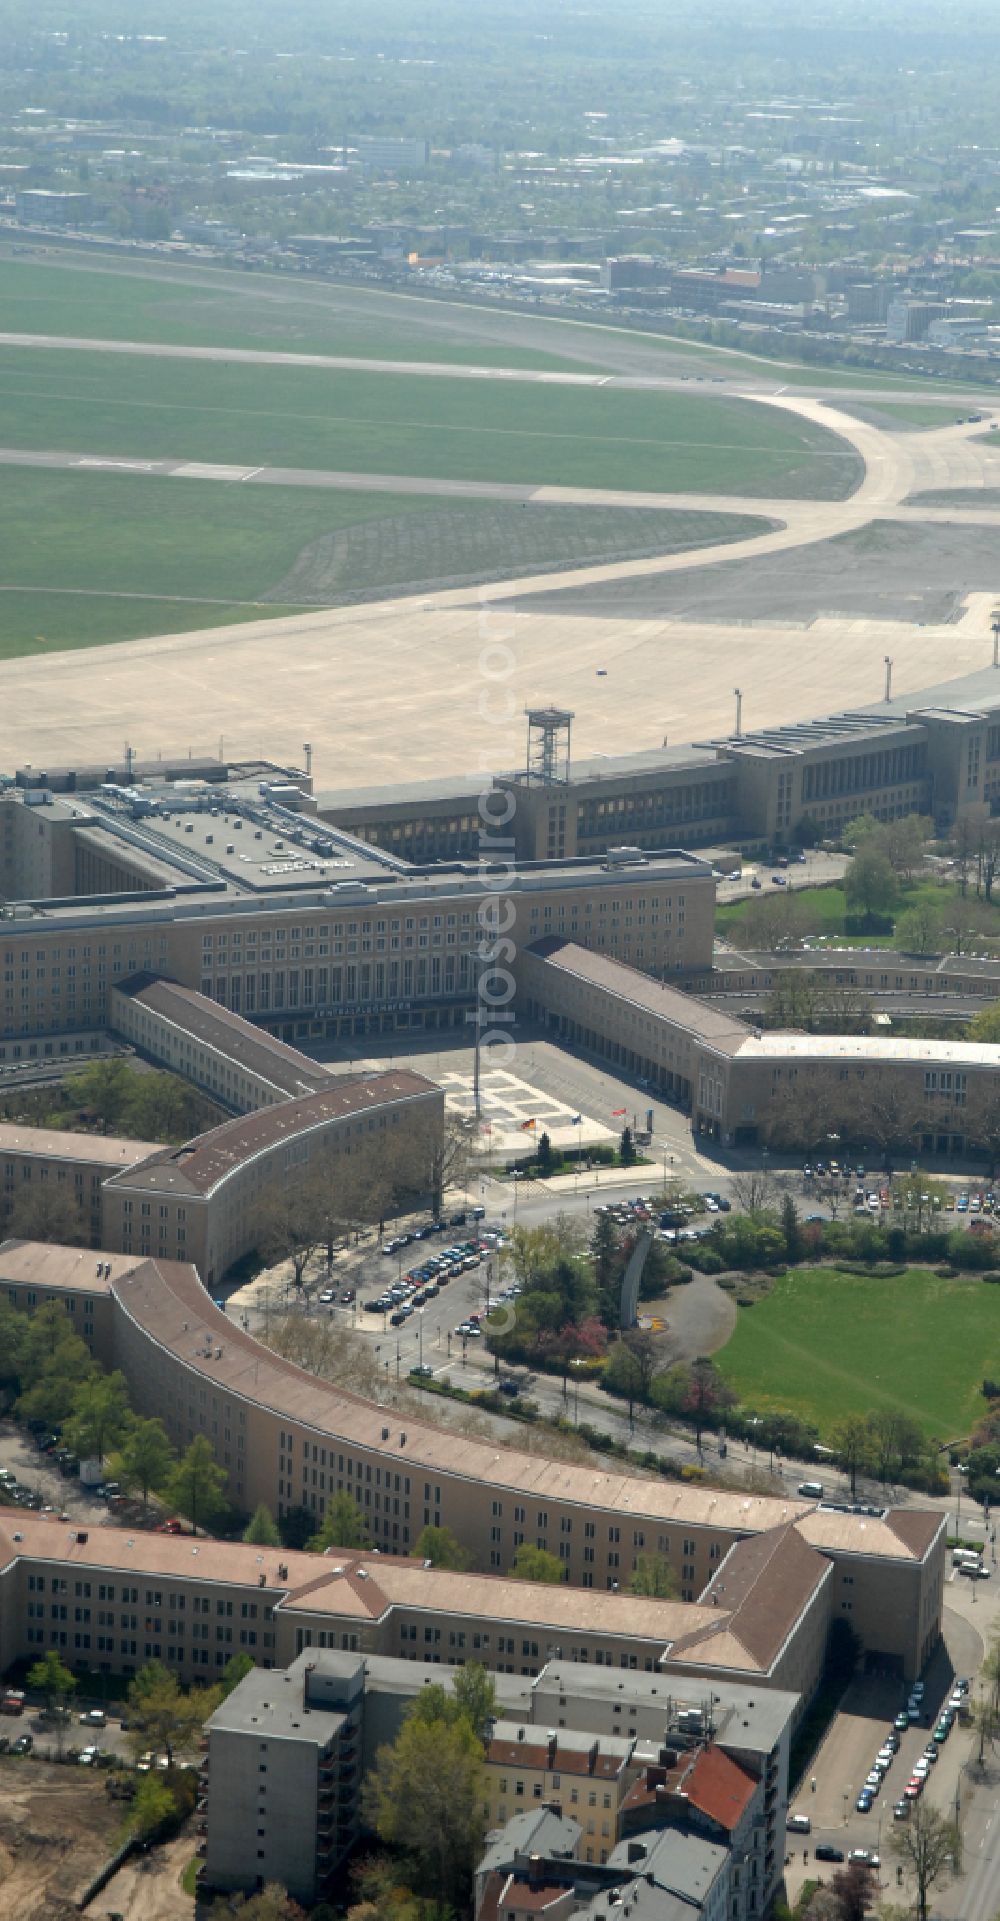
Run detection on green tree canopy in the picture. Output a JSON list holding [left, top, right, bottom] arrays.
[[127, 1660, 220, 1767], [164, 1435, 228, 1534], [309, 1490, 371, 1552], [109, 1416, 175, 1506], [63, 1369, 132, 1464], [510, 1544, 566, 1584], [630, 1553, 680, 1599], [27, 1648, 77, 1711], [220, 1653, 256, 1698], [845, 844, 897, 919], [123, 1772, 177, 1842], [243, 1503, 282, 1546], [970, 1001, 1000, 1043], [414, 1523, 473, 1570], [364, 1708, 486, 1910], [66, 1056, 133, 1132]]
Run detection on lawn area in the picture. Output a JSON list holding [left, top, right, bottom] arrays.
[[0, 467, 772, 656], [838, 400, 976, 430], [906, 487, 1000, 508], [716, 1264, 1000, 1441], [0, 256, 586, 371], [716, 877, 1000, 949], [0, 346, 860, 498], [0, 254, 984, 397]]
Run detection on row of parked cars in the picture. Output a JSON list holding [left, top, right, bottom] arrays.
[[367, 1229, 505, 1326], [864, 1681, 967, 1821], [382, 1208, 486, 1257]]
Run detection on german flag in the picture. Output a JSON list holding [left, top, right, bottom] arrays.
[[520, 1117, 537, 1131]]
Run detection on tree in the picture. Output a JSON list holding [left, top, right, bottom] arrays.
[[109, 1416, 175, 1507], [164, 1435, 228, 1534], [683, 1358, 735, 1451], [833, 1414, 871, 1498], [879, 814, 932, 880], [119, 1068, 218, 1145], [970, 1002, 1000, 1044], [845, 845, 896, 920], [895, 902, 943, 955], [364, 1708, 486, 1910], [6, 1182, 89, 1247], [414, 1524, 473, 1570], [510, 1544, 566, 1584], [243, 1503, 281, 1546], [830, 1861, 878, 1921], [973, 1694, 1000, 1766], [729, 1168, 778, 1215], [220, 1653, 256, 1699], [278, 1505, 314, 1551], [63, 1370, 132, 1464], [591, 1210, 620, 1299], [127, 1660, 220, 1768], [781, 1193, 802, 1264], [124, 1773, 176, 1842], [940, 892, 992, 957], [252, 1172, 325, 1288], [15, 1304, 95, 1427], [211, 1887, 306, 1921], [630, 1553, 679, 1599], [889, 1800, 960, 1921], [603, 1339, 647, 1425], [395, 1113, 476, 1219], [310, 1490, 371, 1552], [66, 1056, 133, 1132], [865, 1408, 925, 1485], [536, 1130, 553, 1174], [619, 1124, 636, 1168], [452, 1663, 496, 1741], [27, 1648, 76, 1714]]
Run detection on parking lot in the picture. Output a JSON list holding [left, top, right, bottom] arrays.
[[785, 1624, 978, 1903], [0, 1422, 117, 1531]]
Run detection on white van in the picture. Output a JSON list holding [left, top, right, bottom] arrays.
[[952, 1548, 983, 1570], [798, 1481, 825, 1500]]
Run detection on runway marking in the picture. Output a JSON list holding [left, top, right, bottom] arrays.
[[74, 457, 158, 472]]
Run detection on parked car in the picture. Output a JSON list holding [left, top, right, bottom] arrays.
[[815, 1845, 845, 1863]]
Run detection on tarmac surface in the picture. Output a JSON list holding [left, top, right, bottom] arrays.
[[2, 382, 1000, 787]]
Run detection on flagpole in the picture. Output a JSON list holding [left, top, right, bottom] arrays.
[[473, 945, 483, 1124]]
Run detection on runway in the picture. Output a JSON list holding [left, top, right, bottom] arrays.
[[3, 392, 1000, 790]]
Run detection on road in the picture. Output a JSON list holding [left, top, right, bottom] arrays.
[[782, 1569, 1000, 1921]]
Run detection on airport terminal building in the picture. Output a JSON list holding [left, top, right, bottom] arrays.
[[317, 667, 1000, 859]]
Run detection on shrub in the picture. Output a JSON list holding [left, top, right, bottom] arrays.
[[686, 1247, 725, 1275]]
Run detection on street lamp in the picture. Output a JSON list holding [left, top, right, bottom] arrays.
[[571, 1357, 585, 1424]]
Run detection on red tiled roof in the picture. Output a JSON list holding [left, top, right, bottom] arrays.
[[501, 1880, 569, 1913], [683, 1746, 756, 1832]]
